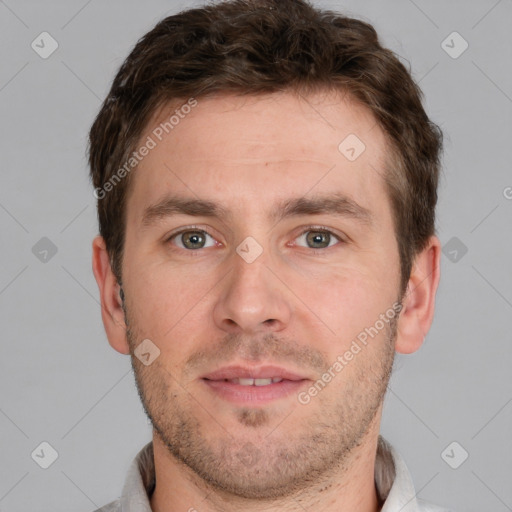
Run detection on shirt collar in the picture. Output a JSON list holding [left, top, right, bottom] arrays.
[[118, 436, 422, 512]]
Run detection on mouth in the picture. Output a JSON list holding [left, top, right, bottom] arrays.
[[200, 365, 310, 405], [213, 377, 287, 386]]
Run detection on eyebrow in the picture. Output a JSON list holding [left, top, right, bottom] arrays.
[[141, 192, 373, 229]]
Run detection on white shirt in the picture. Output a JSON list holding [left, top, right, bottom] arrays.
[[94, 436, 452, 511]]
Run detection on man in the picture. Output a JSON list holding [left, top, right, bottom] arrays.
[[89, 0, 449, 510]]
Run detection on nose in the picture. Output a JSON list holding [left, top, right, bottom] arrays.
[[212, 249, 292, 335]]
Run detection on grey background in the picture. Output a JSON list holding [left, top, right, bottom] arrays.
[[0, 0, 511, 510]]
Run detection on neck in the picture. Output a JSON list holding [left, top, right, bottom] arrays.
[[149, 421, 382, 512]]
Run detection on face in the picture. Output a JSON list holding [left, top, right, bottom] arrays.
[[121, 90, 402, 498]]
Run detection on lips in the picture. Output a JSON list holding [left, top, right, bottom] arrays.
[[201, 365, 307, 382], [200, 365, 309, 405]]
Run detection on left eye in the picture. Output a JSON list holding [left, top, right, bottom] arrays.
[[170, 230, 217, 250], [295, 229, 341, 250]]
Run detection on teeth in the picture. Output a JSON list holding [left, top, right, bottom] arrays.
[[238, 378, 256, 386], [228, 377, 284, 386], [255, 378, 272, 386]]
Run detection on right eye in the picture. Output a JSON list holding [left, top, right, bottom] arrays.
[[167, 229, 218, 251]]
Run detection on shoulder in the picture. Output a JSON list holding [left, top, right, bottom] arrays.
[[91, 500, 120, 512], [417, 498, 455, 512]]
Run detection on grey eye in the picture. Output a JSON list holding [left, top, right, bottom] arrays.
[[172, 230, 216, 250], [296, 230, 340, 249]]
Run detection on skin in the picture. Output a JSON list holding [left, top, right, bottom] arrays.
[[92, 90, 441, 512]]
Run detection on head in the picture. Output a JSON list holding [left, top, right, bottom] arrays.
[[90, 0, 442, 500]]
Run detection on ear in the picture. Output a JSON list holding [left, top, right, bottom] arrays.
[[395, 235, 441, 354], [91, 235, 130, 355]]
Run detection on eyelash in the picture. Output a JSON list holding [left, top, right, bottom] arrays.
[[165, 225, 345, 255]]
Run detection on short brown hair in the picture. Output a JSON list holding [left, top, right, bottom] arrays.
[[88, 0, 442, 296]]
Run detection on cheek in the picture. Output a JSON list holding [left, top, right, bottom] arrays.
[[126, 263, 218, 350], [290, 265, 389, 342], [125, 268, 179, 340]]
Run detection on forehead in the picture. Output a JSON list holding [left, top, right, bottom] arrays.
[[125, 90, 391, 227]]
